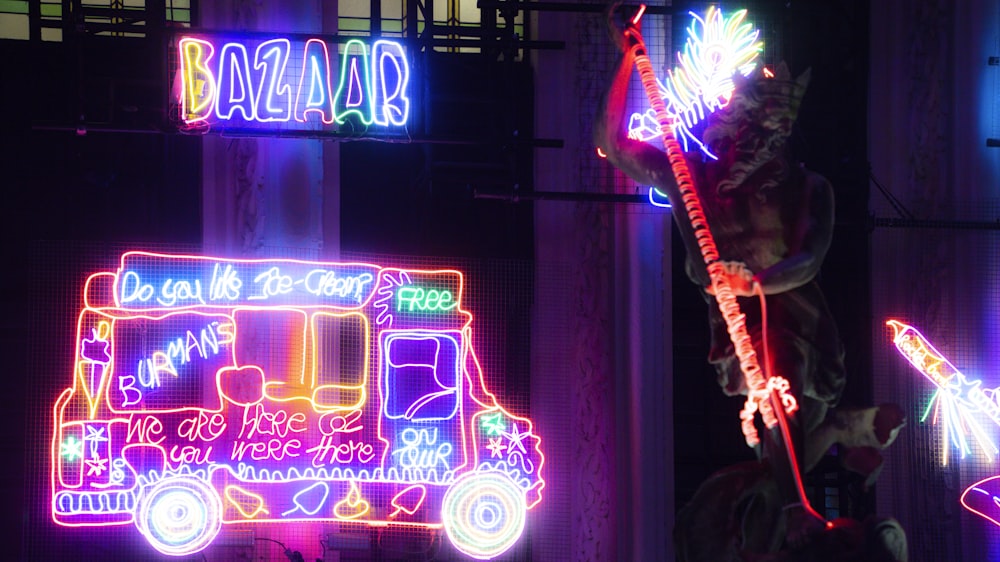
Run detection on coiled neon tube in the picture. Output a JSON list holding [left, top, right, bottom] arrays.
[[625, 7, 820, 522]]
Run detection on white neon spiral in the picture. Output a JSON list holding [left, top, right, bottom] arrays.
[[442, 472, 526, 560], [135, 477, 221, 556]]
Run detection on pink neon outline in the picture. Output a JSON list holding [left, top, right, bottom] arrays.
[[389, 484, 428, 517], [961, 475, 1000, 527]]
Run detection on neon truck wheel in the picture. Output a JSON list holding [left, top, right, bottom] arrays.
[[442, 472, 527, 559], [135, 476, 222, 556]]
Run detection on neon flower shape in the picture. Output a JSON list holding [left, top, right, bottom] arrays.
[[627, 6, 762, 158], [887, 319, 1000, 465]]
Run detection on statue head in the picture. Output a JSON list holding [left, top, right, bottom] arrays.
[[702, 62, 811, 193]]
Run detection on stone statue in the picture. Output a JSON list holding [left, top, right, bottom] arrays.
[[593, 5, 906, 560]]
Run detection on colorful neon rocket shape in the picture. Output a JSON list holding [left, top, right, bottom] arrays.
[[887, 319, 1000, 425]]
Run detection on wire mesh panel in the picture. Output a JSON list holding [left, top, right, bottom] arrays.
[[26, 243, 549, 561], [873, 215, 1000, 561]]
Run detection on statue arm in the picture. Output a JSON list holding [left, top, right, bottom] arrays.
[[754, 171, 835, 295], [592, 29, 677, 198]]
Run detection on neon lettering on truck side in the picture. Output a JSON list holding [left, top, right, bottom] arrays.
[[51, 252, 544, 559]]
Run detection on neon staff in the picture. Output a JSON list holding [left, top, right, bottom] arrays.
[[179, 36, 409, 127]]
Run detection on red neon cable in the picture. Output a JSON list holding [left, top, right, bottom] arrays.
[[756, 283, 823, 522], [626, 23, 775, 443], [630, 4, 646, 26], [626, 9, 821, 520]]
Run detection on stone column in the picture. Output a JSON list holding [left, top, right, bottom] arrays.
[[200, 0, 337, 259], [534, 4, 673, 559]]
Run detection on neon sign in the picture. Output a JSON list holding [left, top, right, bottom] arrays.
[[177, 35, 410, 132], [626, 7, 762, 158], [887, 319, 1000, 464], [51, 252, 544, 558], [961, 475, 1000, 528]]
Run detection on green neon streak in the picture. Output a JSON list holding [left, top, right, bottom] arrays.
[[919, 389, 939, 424], [61, 435, 82, 461], [395, 286, 457, 312], [481, 413, 505, 435]]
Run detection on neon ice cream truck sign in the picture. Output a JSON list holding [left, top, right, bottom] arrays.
[[51, 252, 544, 559], [177, 34, 410, 130]]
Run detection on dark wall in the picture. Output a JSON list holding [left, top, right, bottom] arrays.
[[4, 36, 202, 559], [341, 52, 535, 261]]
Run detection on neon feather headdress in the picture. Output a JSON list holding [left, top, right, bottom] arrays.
[[627, 6, 764, 158]]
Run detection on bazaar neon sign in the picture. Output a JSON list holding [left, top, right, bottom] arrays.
[[52, 252, 543, 559], [178, 35, 410, 130]]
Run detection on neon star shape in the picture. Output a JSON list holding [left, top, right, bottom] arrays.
[[85, 426, 109, 459], [482, 413, 505, 436], [60, 436, 84, 461], [85, 456, 108, 476], [486, 437, 507, 458], [502, 422, 529, 455]]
